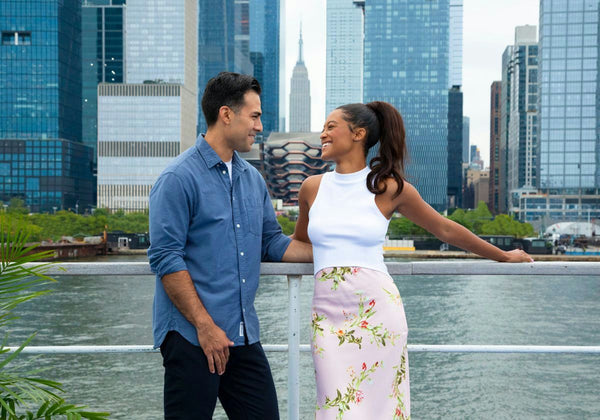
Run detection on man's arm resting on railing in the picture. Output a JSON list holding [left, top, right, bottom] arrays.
[[281, 239, 313, 262], [161, 270, 234, 375]]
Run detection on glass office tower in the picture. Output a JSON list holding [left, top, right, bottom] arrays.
[[0, 0, 95, 212], [363, 0, 450, 211], [81, 0, 126, 164], [325, 0, 364, 115], [532, 0, 600, 223], [250, 0, 280, 136], [197, 0, 280, 136]]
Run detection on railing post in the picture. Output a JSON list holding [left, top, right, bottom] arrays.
[[287, 274, 301, 420]]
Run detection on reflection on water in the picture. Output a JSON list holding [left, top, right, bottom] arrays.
[[8, 256, 600, 419]]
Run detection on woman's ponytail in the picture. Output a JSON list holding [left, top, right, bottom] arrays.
[[365, 101, 407, 197], [337, 101, 407, 197]]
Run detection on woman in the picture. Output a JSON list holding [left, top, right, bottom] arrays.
[[292, 101, 533, 419]]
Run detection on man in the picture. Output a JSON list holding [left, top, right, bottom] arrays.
[[148, 72, 312, 419]]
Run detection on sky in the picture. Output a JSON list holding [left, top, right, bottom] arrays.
[[284, 0, 540, 168]]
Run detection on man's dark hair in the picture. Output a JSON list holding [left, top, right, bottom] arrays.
[[201, 72, 261, 127]]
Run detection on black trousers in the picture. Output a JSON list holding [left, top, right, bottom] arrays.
[[160, 331, 279, 420]]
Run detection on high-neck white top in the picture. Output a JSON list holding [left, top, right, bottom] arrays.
[[307, 167, 391, 275]]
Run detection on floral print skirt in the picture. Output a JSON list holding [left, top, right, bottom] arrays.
[[312, 266, 410, 420]]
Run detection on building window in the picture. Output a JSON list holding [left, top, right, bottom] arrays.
[[1, 31, 31, 46]]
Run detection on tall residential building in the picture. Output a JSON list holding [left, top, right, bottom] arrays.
[[0, 0, 95, 213], [498, 46, 514, 214], [289, 27, 311, 132], [325, 0, 364, 115], [489, 81, 503, 215], [363, 0, 451, 211], [517, 0, 600, 226], [447, 86, 463, 209], [97, 0, 197, 211], [506, 26, 539, 217], [82, 0, 126, 168], [197, 0, 280, 136]]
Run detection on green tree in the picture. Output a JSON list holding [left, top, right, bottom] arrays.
[[480, 214, 535, 238], [7, 199, 28, 215], [447, 208, 473, 231], [277, 215, 296, 236], [387, 217, 427, 237], [0, 220, 110, 419]]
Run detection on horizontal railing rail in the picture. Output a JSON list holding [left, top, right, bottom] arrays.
[[22, 261, 600, 276], [9, 344, 600, 354], [16, 261, 600, 420]]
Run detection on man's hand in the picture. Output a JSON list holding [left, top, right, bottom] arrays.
[[196, 322, 234, 375]]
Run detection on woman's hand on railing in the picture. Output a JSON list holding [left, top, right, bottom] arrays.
[[502, 249, 535, 263]]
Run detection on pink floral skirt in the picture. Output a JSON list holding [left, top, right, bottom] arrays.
[[312, 266, 410, 420]]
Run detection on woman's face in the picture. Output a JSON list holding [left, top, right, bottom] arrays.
[[319, 109, 357, 161]]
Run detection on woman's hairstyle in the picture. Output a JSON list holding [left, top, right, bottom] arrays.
[[336, 101, 407, 197], [201, 72, 261, 128]]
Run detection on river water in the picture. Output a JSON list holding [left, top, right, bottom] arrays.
[[7, 255, 600, 419]]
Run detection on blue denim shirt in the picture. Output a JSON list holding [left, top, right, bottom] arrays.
[[148, 136, 291, 348]]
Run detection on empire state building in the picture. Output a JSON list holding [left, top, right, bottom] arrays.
[[289, 26, 311, 132]]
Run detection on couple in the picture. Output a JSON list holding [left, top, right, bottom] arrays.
[[148, 72, 533, 419]]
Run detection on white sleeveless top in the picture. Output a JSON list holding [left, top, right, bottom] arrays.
[[307, 167, 390, 275]]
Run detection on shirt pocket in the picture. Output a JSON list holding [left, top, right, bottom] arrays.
[[243, 197, 263, 236]]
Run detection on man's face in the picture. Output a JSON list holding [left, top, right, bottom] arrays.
[[225, 91, 263, 153]]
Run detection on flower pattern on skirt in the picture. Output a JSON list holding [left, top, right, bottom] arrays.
[[312, 267, 410, 419]]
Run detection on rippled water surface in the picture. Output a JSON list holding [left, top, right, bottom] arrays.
[[8, 255, 600, 419]]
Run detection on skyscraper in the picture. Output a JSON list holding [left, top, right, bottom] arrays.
[[447, 86, 463, 209], [82, 0, 126, 169], [325, 0, 364, 115], [0, 0, 95, 213], [289, 27, 311, 132], [197, 0, 280, 136], [449, 0, 463, 88], [489, 81, 503, 215], [498, 46, 513, 214], [506, 26, 539, 217], [363, 0, 451, 211], [97, 0, 197, 211], [250, 0, 280, 137], [518, 0, 600, 225]]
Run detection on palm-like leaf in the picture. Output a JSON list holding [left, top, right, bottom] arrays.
[[0, 220, 110, 419]]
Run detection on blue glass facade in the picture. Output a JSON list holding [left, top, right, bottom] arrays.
[[0, 139, 94, 213], [197, 0, 235, 134], [0, 0, 95, 212], [250, 0, 280, 137], [363, 0, 450, 211], [539, 0, 599, 191], [197, 0, 279, 137], [82, 0, 125, 164]]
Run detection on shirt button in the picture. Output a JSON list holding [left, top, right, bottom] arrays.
[[236, 224, 241, 228], [222, 170, 226, 174], [243, 308, 246, 312], [242, 278, 246, 283], [240, 251, 244, 256]]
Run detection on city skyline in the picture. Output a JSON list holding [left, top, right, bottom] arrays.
[[285, 0, 540, 166]]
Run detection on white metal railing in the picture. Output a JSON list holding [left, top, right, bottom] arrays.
[[11, 261, 600, 420]]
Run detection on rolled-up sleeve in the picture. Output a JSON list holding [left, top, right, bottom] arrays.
[[148, 172, 190, 278], [260, 183, 292, 262]]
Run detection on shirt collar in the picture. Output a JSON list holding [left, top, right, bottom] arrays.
[[196, 134, 247, 174]]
